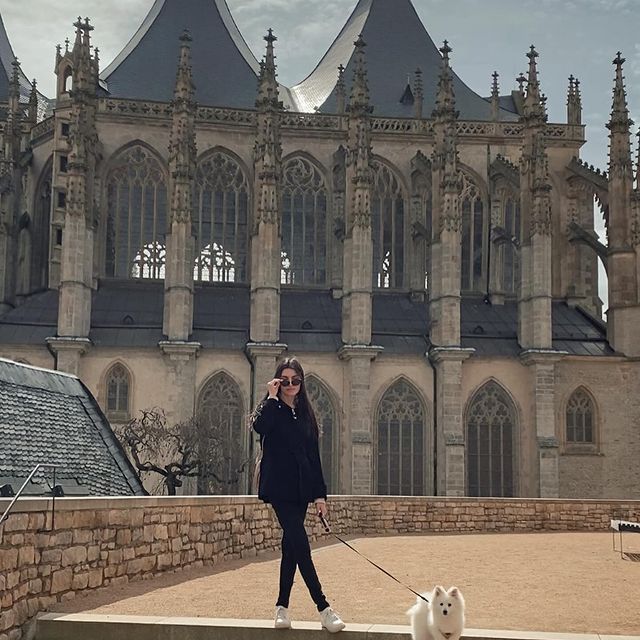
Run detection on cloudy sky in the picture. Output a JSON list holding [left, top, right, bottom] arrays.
[[1, 0, 638, 308]]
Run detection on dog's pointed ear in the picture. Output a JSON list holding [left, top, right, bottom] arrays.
[[448, 587, 460, 598], [434, 585, 445, 598]]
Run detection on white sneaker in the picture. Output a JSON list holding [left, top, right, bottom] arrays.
[[319, 607, 345, 633], [275, 606, 291, 629]]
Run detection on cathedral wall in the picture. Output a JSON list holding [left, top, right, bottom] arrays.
[[556, 357, 640, 499], [0, 346, 53, 369], [95, 120, 170, 163]]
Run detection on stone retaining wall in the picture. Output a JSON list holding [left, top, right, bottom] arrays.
[[1, 496, 638, 640]]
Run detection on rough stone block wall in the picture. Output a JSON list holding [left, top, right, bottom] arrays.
[[1, 496, 639, 640]]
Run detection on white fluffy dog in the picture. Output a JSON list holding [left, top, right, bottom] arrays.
[[407, 586, 466, 640]]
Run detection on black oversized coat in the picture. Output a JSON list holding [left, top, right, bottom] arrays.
[[253, 398, 327, 504]]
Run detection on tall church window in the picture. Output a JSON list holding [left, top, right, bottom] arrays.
[[105, 145, 168, 279], [376, 380, 426, 495], [460, 172, 486, 292], [306, 377, 337, 492], [566, 387, 595, 445], [466, 381, 516, 497], [197, 373, 246, 495], [372, 161, 406, 288], [105, 364, 130, 422], [502, 194, 521, 294], [281, 156, 328, 285], [194, 151, 248, 283]]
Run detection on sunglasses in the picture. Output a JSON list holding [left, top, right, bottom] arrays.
[[279, 377, 302, 387]]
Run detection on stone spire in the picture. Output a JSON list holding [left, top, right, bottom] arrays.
[[256, 28, 280, 111], [491, 71, 500, 121], [523, 45, 546, 124], [163, 30, 198, 343], [414, 67, 423, 119], [433, 41, 456, 121], [567, 75, 582, 125], [607, 52, 633, 181], [168, 31, 196, 224], [430, 40, 461, 347], [50, 16, 100, 372], [250, 29, 283, 345], [336, 64, 346, 114], [348, 35, 371, 117], [6, 58, 22, 142], [26, 79, 39, 126]]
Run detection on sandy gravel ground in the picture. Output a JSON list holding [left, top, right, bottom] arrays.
[[53, 532, 640, 635]]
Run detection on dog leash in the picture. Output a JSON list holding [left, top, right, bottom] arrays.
[[317, 512, 430, 604]]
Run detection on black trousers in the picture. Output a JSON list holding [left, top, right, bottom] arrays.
[[272, 501, 329, 612]]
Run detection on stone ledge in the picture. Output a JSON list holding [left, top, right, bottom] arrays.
[[35, 614, 639, 640]]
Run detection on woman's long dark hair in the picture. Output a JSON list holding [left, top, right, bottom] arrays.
[[250, 357, 320, 439]]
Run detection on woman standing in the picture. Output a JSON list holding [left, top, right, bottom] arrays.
[[252, 357, 345, 632]]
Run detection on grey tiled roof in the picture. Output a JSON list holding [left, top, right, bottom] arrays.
[[0, 358, 145, 496], [0, 283, 612, 357], [291, 0, 519, 119], [100, 0, 262, 108]]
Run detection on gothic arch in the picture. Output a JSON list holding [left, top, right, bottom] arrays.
[[305, 374, 340, 492], [563, 385, 599, 449], [103, 141, 169, 279], [196, 371, 248, 495], [464, 378, 519, 497], [30, 156, 53, 292], [194, 148, 250, 284], [371, 157, 409, 289], [459, 164, 489, 292], [102, 139, 168, 179], [101, 361, 133, 423], [374, 376, 430, 496], [281, 153, 330, 286]]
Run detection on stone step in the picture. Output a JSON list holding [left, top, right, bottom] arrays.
[[35, 613, 639, 640]]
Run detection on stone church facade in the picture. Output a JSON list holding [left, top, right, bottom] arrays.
[[0, 0, 639, 498]]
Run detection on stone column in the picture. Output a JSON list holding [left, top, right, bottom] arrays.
[[430, 347, 474, 496], [338, 345, 382, 494], [520, 349, 566, 497]]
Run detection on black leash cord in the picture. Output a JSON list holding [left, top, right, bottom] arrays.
[[317, 512, 430, 604]]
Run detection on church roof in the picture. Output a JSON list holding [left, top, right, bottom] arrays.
[[0, 13, 50, 116], [101, 0, 265, 108], [290, 0, 519, 119], [0, 358, 145, 497]]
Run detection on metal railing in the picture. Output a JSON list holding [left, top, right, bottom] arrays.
[[0, 464, 57, 542]]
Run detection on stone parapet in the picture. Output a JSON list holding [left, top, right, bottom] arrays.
[[1, 495, 639, 640]]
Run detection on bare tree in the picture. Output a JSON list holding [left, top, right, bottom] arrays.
[[116, 408, 251, 495]]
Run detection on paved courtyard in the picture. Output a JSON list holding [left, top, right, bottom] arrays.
[[53, 531, 640, 635]]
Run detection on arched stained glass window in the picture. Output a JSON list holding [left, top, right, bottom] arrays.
[[194, 151, 248, 283], [194, 243, 235, 283], [105, 145, 168, 279], [502, 193, 521, 294], [106, 364, 130, 422], [281, 250, 293, 284], [281, 156, 328, 285], [197, 373, 245, 495], [372, 161, 406, 289], [306, 377, 337, 492], [460, 172, 486, 292], [132, 241, 166, 279], [566, 388, 595, 444], [466, 381, 516, 497], [376, 380, 426, 496]]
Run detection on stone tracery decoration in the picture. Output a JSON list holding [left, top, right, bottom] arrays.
[[376, 380, 426, 496], [566, 387, 596, 445]]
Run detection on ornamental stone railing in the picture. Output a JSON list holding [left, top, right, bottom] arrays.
[[0, 495, 638, 640], [92, 98, 585, 143]]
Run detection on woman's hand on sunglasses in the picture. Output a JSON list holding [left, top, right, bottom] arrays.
[[267, 378, 281, 399]]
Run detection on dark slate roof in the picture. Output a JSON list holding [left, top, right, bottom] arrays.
[[0, 14, 52, 116], [100, 0, 264, 108], [0, 283, 613, 357], [0, 358, 145, 496], [291, 0, 519, 119]]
